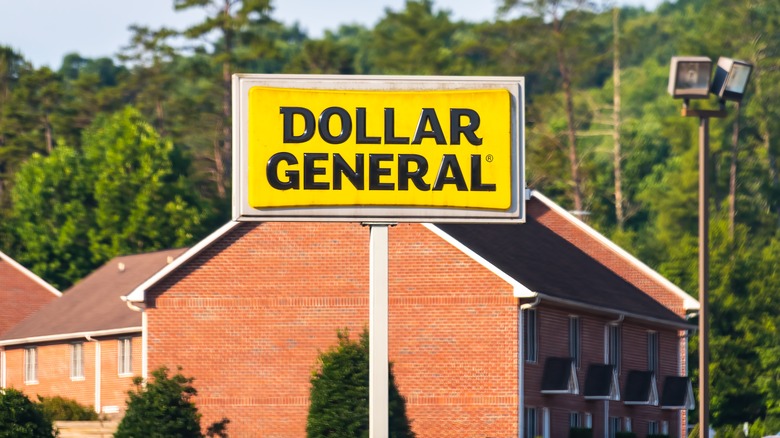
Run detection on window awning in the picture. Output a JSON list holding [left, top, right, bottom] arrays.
[[660, 376, 695, 409], [584, 364, 619, 400], [540, 357, 579, 394], [623, 370, 658, 405]]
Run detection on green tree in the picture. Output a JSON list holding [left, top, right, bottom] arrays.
[[115, 366, 203, 438], [307, 329, 414, 438], [9, 145, 94, 289], [174, 0, 275, 198], [8, 107, 205, 289], [83, 106, 204, 262], [0, 388, 57, 438]]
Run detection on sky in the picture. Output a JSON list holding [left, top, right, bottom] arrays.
[[0, 0, 663, 69]]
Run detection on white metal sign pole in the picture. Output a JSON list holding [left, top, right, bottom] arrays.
[[369, 224, 390, 438]]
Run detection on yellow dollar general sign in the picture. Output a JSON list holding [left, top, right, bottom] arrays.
[[233, 75, 525, 222]]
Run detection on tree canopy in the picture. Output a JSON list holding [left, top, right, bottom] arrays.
[[1, 0, 779, 430]]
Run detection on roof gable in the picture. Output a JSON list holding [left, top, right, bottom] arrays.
[[0, 248, 186, 345], [0, 251, 61, 298]]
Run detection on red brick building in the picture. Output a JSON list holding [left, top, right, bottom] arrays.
[[0, 250, 61, 336], [0, 249, 185, 415], [126, 191, 698, 437]]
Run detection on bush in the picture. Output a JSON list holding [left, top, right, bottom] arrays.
[[615, 432, 637, 438], [307, 329, 415, 438], [0, 388, 57, 437], [37, 395, 98, 422], [115, 366, 205, 438], [647, 434, 671, 438], [570, 427, 593, 438]]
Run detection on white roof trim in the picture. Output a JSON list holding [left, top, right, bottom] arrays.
[[0, 250, 61, 297], [530, 191, 699, 311], [0, 327, 141, 347], [422, 223, 536, 298], [125, 221, 242, 303]]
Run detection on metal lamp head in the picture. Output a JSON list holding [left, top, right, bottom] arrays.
[[668, 56, 713, 99], [710, 57, 753, 103]]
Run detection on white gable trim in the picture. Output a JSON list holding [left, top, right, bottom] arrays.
[[422, 223, 536, 298], [530, 191, 699, 311], [125, 221, 242, 303], [0, 251, 61, 297]]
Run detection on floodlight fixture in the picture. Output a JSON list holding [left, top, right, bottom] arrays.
[[668, 56, 712, 99], [710, 57, 753, 103]]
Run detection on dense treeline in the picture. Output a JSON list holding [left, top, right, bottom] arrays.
[[1, 0, 779, 431]]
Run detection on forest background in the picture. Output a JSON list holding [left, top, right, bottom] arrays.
[[0, 0, 779, 432]]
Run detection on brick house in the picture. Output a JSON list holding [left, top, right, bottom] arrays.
[[0, 248, 185, 415], [124, 191, 698, 437], [0, 250, 61, 336]]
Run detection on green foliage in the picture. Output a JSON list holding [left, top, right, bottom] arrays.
[[569, 427, 593, 438], [115, 366, 205, 438], [307, 329, 415, 438], [37, 395, 98, 422], [7, 106, 206, 289], [0, 388, 57, 437], [615, 432, 637, 438], [647, 434, 671, 438]]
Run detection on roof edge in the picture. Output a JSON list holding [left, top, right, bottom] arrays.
[[125, 221, 242, 303], [538, 294, 695, 330], [0, 250, 61, 297], [530, 191, 700, 312], [423, 223, 536, 298], [0, 327, 141, 347]]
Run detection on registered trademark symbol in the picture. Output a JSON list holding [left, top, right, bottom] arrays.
[[486, 154, 494, 162]]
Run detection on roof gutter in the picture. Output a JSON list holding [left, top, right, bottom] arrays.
[[0, 327, 141, 347], [535, 293, 694, 330]]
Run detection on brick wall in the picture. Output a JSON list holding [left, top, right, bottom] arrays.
[[523, 303, 681, 437], [2, 335, 140, 414], [146, 221, 519, 437], [0, 259, 58, 335]]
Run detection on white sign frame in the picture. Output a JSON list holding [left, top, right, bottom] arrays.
[[232, 74, 525, 223]]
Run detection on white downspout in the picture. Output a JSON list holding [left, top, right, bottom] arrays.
[[1, 348, 5, 388], [123, 299, 147, 380], [604, 314, 624, 438], [86, 336, 100, 413], [519, 295, 540, 438]]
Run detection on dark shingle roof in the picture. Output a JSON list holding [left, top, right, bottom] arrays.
[[436, 202, 687, 326], [0, 248, 186, 342]]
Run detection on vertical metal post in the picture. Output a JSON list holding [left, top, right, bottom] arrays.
[[698, 117, 710, 438], [369, 224, 389, 438]]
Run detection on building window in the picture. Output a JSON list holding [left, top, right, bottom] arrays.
[[524, 308, 537, 363], [569, 316, 581, 368], [662, 420, 669, 434], [570, 412, 582, 427], [525, 407, 537, 438], [607, 324, 621, 373], [624, 417, 632, 432], [648, 331, 659, 373], [24, 347, 37, 384], [608, 417, 622, 438], [648, 421, 660, 434], [70, 342, 84, 380], [584, 413, 592, 428], [118, 338, 132, 376]]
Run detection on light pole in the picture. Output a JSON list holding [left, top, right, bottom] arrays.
[[668, 56, 752, 437]]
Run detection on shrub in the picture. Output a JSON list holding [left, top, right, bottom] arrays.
[[37, 395, 98, 422], [615, 432, 637, 438], [307, 328, 415, 438], [115, 366, 205, 438], [0, 388, 57, 437], [647, 434, 671, 438], [570, 427, 594, 438]]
